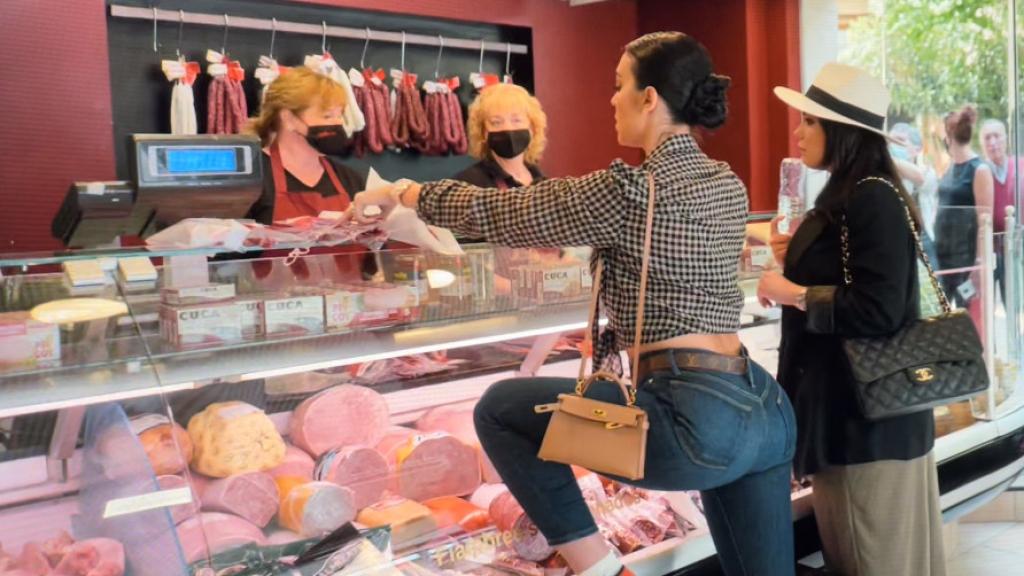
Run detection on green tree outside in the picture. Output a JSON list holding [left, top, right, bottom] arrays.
[[840, 0, 1011, 124]]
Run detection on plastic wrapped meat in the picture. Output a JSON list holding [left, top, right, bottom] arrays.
[[176, 513, 266, 564], [416, 401, 501, 483], [625, 489, 707, 539], [488, 492, 553, 562], [578, 477, 674, 553], [278, 481, 357, 537], [199, 472, 280, 528], [493, 553, 544, 576], [15, 544, 49, 576], [0, 545, 14, 572], [267, 445, 316, 482], [422, 496, 491, 533], [145, 218, 250, 251], [40, 533, 74, 569], [381, 431, 482, 501], [290, 385, 390, 458], [469, 483, 509, 511], [52, 539, 125, 576], [130, 414, 193, 476], [157, 475, 201, 525], [315, 446, 389, 510], [391, 353, 459, 379]]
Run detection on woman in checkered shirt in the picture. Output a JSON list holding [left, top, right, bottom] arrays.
[[351, 32, 796, 576]]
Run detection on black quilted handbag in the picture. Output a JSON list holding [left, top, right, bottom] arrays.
[[839, 177, 989, 420]]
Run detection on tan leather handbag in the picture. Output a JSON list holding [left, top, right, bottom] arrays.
[[534, 173, 656, 480]]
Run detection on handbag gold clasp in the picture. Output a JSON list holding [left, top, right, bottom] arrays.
[[605, 422, 623, 430], [912, 367, 935, 383], [593, 408, 607, 417]]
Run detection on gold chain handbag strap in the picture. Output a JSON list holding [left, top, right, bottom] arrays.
[[577, 172, 658, 406], [840, 176, 952, 314]]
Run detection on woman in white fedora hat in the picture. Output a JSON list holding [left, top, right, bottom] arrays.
[[758, 62, 946, 576]]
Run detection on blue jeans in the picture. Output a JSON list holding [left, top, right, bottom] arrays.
[[474, 351, 797, 576]]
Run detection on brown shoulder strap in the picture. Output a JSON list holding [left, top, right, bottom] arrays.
[[578, 172, 657, 387]]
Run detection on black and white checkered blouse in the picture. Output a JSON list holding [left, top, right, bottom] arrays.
[[417, 134, 748, 368]]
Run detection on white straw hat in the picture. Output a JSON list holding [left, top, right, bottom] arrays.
[[774, 62, 898, 142]]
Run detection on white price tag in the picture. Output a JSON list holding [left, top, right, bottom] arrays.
[[103, 487, 193, 519]]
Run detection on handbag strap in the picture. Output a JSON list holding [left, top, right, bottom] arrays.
[[578, 172, 657, 405], [840, 176, 951, 314]]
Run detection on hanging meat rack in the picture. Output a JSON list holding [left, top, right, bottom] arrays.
[[110, 5, 529, 56]]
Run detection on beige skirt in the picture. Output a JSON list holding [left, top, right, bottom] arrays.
[[812, 451, 946, 576]]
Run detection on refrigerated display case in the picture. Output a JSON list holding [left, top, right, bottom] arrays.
[[0, 227, 1017, 576]]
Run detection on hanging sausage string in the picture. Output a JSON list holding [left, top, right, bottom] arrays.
[[122, 4, 512, 152]]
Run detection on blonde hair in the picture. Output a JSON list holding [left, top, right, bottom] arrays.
[[248, 67, 347, 145], [467, 84, 547, 164]]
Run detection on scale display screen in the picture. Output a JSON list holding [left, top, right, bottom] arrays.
[[165, 148, 238, 174]]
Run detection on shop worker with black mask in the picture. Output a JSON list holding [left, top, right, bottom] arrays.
[[454, 83, 548, 190], [247, 67, 367, 224]]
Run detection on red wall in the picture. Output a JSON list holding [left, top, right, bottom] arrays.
[[637, 0, 801, 212], [0, 0, 801, 251], [0, 0, 638, 252], [1, 0, 117, 253]]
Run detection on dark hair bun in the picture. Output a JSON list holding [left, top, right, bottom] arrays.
[[683, 74, 731, 129], [946, 104, 978, 144], [625, 32, 730, 129]]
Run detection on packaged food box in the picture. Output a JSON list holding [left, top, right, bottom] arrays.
[[331, 282, 420, 328], [161, 283, 236, 306], [264, 294, 325, 337], [160, 301, 243, 348], [0, 312, 61, 369], [236, 298, 265, 340], [515, 264, 584, 304], [323, 290, 364, 331]]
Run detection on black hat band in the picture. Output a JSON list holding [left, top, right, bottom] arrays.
[[805, 85, 885, 130]]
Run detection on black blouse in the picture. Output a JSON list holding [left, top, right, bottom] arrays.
[[453, 157, 545, 189]]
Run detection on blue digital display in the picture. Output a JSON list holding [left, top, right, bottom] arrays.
[[165, 148, 238, 174]]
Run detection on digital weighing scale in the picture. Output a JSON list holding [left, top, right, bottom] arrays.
[[52, 134, 263, 248]]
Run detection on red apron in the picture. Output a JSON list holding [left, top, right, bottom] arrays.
[[269, 142, 350, 221], [254, 144, 367, 282]]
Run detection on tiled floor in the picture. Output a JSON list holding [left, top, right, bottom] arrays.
[[948, 523, 1024, 575]]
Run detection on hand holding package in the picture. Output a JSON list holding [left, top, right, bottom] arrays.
[[363, 169, 463, 256]]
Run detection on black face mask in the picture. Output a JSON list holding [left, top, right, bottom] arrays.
[[304, 123, 352, 156], [487, 129, 532, 160]]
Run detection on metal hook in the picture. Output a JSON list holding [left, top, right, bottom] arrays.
[[176, 9, 184, 59], [400, 31, 407, 71], [505, 42, 512, 77], [221, 14, 230, 55], [152, 7, 159, 53], [479, 40, 485, 74], [269, 17, 277, 59], [360, 27, 371, 69], [321, 21, 327, 54], [434, 36, 444, 80]]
